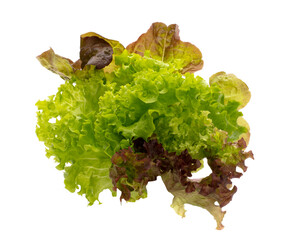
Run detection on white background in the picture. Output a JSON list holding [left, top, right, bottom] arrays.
[[1, 0, 290, 239]]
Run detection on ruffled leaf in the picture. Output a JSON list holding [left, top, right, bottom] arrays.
[[109, 147, 160, 202], [110, 138, 201, 202], [64, 150, 113, 205], [36, 71, 114, 204], [126, 22, 203, 73], [161, 136, 254, 230], [114, 137, 254, 230], [117, 111, 156, 140]]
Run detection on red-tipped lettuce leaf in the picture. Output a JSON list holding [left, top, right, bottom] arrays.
[[126, 22, 203, 73], [37, 48, 74, 80], [80, 32, 124, 69]]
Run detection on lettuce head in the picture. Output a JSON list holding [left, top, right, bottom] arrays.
[[36, 22, 253, 229]]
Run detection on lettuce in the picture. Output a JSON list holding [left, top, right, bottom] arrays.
[[36, 22, 253, 229], [126, 22, 203, 73]]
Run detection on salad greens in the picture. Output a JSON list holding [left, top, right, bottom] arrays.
[[36, 22, 253, 229]]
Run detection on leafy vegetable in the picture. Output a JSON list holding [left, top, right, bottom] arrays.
[[36, 69, 116, 204], [209, 71, 251, 110], [36, 22, 253, 229], [79, 32, 124, 69], [37, 48, 74, 80], [126, 22, 203, 73]]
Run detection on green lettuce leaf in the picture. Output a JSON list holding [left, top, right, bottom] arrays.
[[237, 116, 250, 146], [36, 70, 115, 204], [209, 72, 251, 110], [64, 149, 114, 205], [95, 52, 247, 159], [126, 22, 203, 73]]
